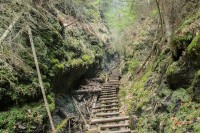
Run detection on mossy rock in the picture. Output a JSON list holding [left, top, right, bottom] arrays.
[[172, 33, 193, 49], [190, 70, 200, 102], [186, 33, 200, 66], [166, 62, 195, 89]]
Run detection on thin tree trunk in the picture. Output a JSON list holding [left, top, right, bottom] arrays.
[[155, 0, 164, 35], [161, 0, 173, 46], [27, 26, 56, 133]]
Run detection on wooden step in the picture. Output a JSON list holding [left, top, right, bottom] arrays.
[[100, 129, 131, 133], [101, 94, 117, 96], [101, 93, 116, 96], [102, 86, 116, 88], [95, 112, 120, 117], [100, 93, 118, 98], [102, 89, 117, 91], [102, 88, 117, 90], [108, 80, 119, 82], [93, 104, 118, 109], [100, 100, 118, 104], [100, 123, 129, 129], [107, 82, 119, 85], [100, 95, 118, 98], [99, 97, 118, 101], [102, 89, 116, 91], [72, 89, 102, 94], [103, 84, 119, 86], [101, 92, 116, 94], [94, 108, 119, 113], [108, 77, 119, 80], [91, 116, 129, 124], [102, 89, 117, 92], [102, 87, 117, 89]]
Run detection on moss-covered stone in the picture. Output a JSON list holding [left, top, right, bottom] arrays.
[[166, 62, 195, 89], [186, 34, 200, 66]]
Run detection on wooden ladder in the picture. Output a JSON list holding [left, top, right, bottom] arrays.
[[88, 70, 131, 133]]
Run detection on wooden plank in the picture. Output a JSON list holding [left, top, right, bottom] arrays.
[[100, 123, 129, 129], [100, 130, 131, 133], [95, 112, 120, 117], [99, 97, 118, 101], [72, 89, 102, 94], [101, 90, 116, 92], [109, 80, 119, 82], [108, 82, 119, 84], [103, 84, 119, 86], [101, 91, 116, 93], [100, 94, 117, 97], [91, 116, 129, 124], [109, 77, 119, 79], [101, 91, 116, 95], [100, 95, 118, 99], [102, 87, 117, 89], [93, 104, 118, 109], [101, 90, 117, 95], [102, 88, 116, 90], [94, 108, 119, 113], [102, 89, 117, 91], [100, 100, 119, 104]]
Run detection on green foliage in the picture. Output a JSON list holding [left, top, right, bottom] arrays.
[[172, 88, 190, 102], [173, 33, 193, 48], [187, 34, 200, 61], [197, 70, 200, 77], [194, 123, 200, 132], [126, 67, 152, 112], [53, 63, 65, 73], [178, 11, 200, 32], [166, 62, 180, 76], [82, 55, 94, 64], [0, 0, 107, 132], [127, 60, 140, 72], [51, 59, 60, 64], [56, 119, 70, 132], [150, 8, 158, 17], [0, 102, 46, 132], [103, 0, 136, 31]]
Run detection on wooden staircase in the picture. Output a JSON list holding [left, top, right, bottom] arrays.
[[88, 70, 131, 133]]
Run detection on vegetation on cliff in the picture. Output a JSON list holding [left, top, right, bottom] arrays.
[[0, 0, 109, 132], [0, 0, 200, 132], [116, 0, 200, 132]]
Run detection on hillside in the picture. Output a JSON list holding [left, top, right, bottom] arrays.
[[0, 0, 200, 133]]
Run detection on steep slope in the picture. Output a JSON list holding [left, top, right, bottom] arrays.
[[0, 0, 109, 132], [118, 1, 200, 133]]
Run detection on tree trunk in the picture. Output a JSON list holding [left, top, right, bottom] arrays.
[[28, 26, 56, 133], [161, 0, 173, 46]]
